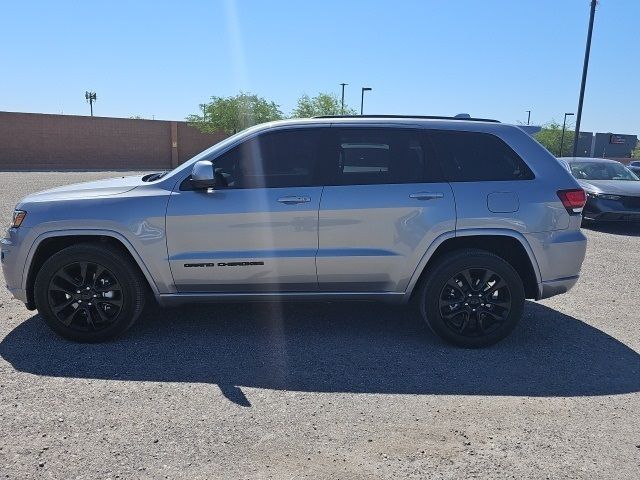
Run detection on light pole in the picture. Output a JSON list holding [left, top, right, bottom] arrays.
[[526, 110, 531, 125], [85, 91, 97, 116], [560, 112, 575, 157], [573, 0, 598, 157], [340, 83, 348, 115], [360, 87, 372, 115]]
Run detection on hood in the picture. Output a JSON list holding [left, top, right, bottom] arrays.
[[578, 179, 640, 196], [18, 175, 145, 205]]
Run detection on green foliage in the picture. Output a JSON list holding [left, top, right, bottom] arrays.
[[187, 92, 284, 134], [535, 121, 576, 157], [633, 142, 640, 159], [291, 92, 357, 118]]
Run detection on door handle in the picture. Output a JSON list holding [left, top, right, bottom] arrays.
[[409, 192, 444, 200], [277, 195, 311, 204]]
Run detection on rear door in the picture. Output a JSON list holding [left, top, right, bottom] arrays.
[[316, 127, 456, 293]]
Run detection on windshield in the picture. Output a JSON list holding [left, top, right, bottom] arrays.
[[570, 162, 639, 181]]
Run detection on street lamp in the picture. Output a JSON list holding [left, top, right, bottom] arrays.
[[85, 91, 97, 116], [526, 110, 531, 125], [573, 0, 598, 157], [560, 112, 575, 157], [360, 87, 372, 115], [340, 83, 348, 115]]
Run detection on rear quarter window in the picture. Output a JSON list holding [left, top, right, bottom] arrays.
[[429, 130, 534, 182]]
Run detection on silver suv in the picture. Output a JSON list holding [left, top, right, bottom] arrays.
[[1, 116, 588, 347]]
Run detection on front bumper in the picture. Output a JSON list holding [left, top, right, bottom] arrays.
[[1, 230, 30, 304], [584, 197, 640, 222]]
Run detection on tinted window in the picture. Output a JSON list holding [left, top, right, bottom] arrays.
[[326, 128, 441, 185], [212, 129, 321, 188], [429, 131, 534, 182]]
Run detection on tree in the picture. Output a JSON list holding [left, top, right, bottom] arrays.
[[535, 121, 576, 157], [633, 141, 640, 159], [291, 92, 357, 118], [187, 92, 284, 134]]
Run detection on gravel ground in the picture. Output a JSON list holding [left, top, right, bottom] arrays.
[[0, 171, 639, 479]]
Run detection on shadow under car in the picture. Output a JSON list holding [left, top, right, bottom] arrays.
[[1, 300, 638, 406]]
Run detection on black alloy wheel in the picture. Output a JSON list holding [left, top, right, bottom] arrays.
[[418, 249, 525, 348], [34, 244, 146, 342]]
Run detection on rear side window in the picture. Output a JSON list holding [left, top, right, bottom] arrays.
[[429, 131, 534, 182], [325, 128, 442, 185]]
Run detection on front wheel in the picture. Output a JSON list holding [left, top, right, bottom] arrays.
[[34, 244, 146, 342], [418, 249, 525, 348]]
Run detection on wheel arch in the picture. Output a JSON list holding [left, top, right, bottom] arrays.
[[23, 230, 159, 309], [406, 229, 542, 302]]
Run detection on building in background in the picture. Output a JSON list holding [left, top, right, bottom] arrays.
[[573, 131, 637, 160]]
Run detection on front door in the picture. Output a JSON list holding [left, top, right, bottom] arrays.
[[166, 128, 325, 292]]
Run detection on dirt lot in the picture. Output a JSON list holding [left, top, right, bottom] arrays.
[[0, 171, 639, 479]]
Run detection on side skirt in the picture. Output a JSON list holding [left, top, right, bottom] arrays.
[[156, 291, 407, 307]]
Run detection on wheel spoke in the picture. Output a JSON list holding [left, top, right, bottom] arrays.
[[92, 265, 106, 287], [55, 269, 81, 288], [485, 278, 506, 297], [92, 304, 111, 323], [487, 299, 510, 309], [96, 297, 123, 308], [52, 298, 75, 314], [440, 298, 462, 307], [446, 278, 465, 296], [79, 262, 89, 285], [458, 313, 470, 334], [84, 308, 96, 330], [479, 269, 494, 291], [459, 269, 475, 292], [60, 307, 80, 326], [49, 283, 74, 295]]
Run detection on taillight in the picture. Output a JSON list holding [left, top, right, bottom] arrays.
[[557, 189, 586, 214]]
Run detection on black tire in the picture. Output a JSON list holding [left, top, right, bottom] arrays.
[[34, 244, 146, 342], [418, 249, 525, 348]]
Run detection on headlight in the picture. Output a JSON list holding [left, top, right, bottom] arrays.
[[11, 210, 27, 228], [597, 193, 621, 201], [584, 192, 621, 201]]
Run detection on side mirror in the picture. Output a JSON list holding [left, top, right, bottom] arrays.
[[191, 160, 217, 189]]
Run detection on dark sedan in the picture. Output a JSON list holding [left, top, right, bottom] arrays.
[[560, 157, 640, 223]]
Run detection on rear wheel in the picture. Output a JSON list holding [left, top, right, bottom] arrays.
[[34, 244, 146, 342], [418, 249, 525, 348]]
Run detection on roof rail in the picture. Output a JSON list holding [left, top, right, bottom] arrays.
[[312, 114, 500, 123]]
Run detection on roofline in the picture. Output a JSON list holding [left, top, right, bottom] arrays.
[[312, 114, 500, 123]]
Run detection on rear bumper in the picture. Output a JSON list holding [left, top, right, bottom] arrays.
[[524, 228, 587, 300], [539, 275, 579, 300]]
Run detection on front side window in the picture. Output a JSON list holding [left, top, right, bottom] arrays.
[[429, 131, 534, 182], [325, 128, 441, 185], [211, 129, 321, 188]]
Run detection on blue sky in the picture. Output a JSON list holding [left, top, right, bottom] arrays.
[[1, 0, 638, 134]]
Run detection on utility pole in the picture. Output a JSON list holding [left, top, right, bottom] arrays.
[[526, 110, 531, 125], [360, 87, 372, 115], [573, 0, 597, 157], [340, 83, 348, 115], [85, 91, 97, 116], [560, 112, 575, 157]]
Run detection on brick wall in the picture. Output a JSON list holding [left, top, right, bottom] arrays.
[[0, 111, 227, 170]]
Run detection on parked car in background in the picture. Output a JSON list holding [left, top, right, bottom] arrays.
[[3, 116, 588, 348], [627, 160, 640, 177], [561, 157, 640, 223]]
